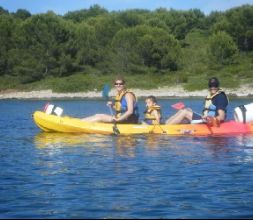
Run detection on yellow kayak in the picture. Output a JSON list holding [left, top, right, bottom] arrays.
[[33, 111, 253, 136], [33, 111, 153, 135]]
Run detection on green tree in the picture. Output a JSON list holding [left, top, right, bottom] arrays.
[[117, 10, 144, 27], [226, 5, 253, 51], [146, 17, 170, 32], [74, 22, 99, 67], [112, 25, 181, 73], [245, 30, 253, 51], [0, 14, 15, 75], [64, 4, 108, 22], [154, 8, 204, 39], [205, 11, 224, 29], [0, 7, 9, 15], [13, 12, 76, 80], [87, 15, 123, 47], [209, 31, 238, 65], [139, 27, 181, 70], [211, 5, 253, 51], [11, 51, 44, 83], [13, 9, 31, 20], [111, 27, 143, 73]]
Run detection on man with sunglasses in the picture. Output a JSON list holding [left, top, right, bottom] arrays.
[[202, 77, 229, 126], [166, 77, 229, 126], [82, 77, 139, 124]]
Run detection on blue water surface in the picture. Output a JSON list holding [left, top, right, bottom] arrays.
[[1, 98, 253, 218]]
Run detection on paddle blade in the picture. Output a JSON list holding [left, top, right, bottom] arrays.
[[102, 84, 110, 100], [171, 102, 185, 110]]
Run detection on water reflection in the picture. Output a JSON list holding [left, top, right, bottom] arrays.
[[34, 132, 253, 161], [204, 136, 232, 154], [34, 132, 162, 158], [34, 132, 109, 149], [34, 132, 143, 158], [235, 134, 253, 162], [145, 135, 161, 149], [113, 136, 138, 157], [236, 134, 253, 147]]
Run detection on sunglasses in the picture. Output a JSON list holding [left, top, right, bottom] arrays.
[[114, 82, 124, 86]]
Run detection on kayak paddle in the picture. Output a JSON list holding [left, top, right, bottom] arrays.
[[102, 84, 120, 135]]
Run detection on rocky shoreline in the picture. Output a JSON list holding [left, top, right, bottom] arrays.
[[0, 84, 253, 99]]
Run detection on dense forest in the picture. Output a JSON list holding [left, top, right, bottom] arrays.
[[0, 4, 253, 92]]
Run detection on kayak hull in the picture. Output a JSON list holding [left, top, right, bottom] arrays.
[[33, 111, 253, 136]]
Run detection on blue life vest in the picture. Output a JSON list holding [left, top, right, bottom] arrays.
[[203, 89, 229, 117], [114, 90, 139, 119]]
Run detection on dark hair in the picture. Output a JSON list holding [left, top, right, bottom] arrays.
[[208, 77, 220, 88], [146, 95, 157, 103]]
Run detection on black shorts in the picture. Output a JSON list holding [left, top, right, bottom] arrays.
[[192, 112, 202, 120], [119, 114, 139, 124]]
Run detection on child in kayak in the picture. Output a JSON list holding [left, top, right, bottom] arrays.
[[142, 96, 162, 125]]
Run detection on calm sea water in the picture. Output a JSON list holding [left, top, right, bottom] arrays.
[[1, 98, 253, 218]]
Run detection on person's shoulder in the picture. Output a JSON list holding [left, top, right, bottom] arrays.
[[216, 91, 229, 103], [125, 91, 136, 97], [124, 92, 136, 101], [219, 91, 227, 96], [214, 89, 226, 97], [152, 108, 159, 113]]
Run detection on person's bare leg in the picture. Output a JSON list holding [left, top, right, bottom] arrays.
[[166, 108, 193, 124], [82, 114, 113, 123]]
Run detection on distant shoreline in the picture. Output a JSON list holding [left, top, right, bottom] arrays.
[[1, 84, 253, 100]]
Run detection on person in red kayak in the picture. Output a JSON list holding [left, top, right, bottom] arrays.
[[82, 76, 139, 124], [165, 77, 229, 127]]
